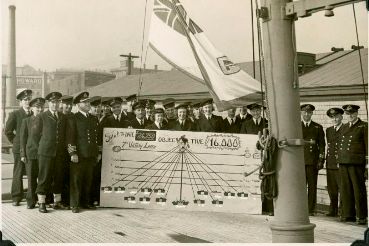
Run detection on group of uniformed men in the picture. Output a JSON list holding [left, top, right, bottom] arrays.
[[300, 103, 367, 225], [4, 89, 367, 223]]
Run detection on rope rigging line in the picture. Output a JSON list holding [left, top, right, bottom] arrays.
[[183, 158, 200, 191], [137, 0, 149, 98], [251, 0, 256, 78], [352, 3, 368, 115]]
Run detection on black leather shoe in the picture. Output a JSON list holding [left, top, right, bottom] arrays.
[[357, 218, 367, 225], [39, 203, 47, 213], [340, 217, 356, 222], [53, 202, 63, 210], [325, 211, 337, 217], [12, 201, 20, 206], [72, 207, 80, 213], [27, 203, 36, 209], [82, 204, 96, 210]]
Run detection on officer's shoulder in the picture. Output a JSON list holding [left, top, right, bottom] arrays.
[[358, 120, 368, 128]]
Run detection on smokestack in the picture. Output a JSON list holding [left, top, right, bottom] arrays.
[[154, 65, 158, 70], [6, 5, 16, 106]]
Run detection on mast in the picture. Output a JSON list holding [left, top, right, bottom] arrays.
[[259, 0, 365, 243]]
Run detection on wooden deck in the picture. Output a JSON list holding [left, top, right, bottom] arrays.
[[1, 201, 366, 243]]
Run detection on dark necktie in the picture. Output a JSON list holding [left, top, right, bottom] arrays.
[[231, 119, 233, 124]]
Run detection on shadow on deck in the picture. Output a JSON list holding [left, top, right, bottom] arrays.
[[1, 201, 366, 244]]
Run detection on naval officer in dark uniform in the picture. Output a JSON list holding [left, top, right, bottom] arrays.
[[66, 92, 102, 213], [169, 104, 195, 131], [300, 104, 325, 216], [240, 103, 268, 135], [236, 105, 252, 124], [337, 104, 367, 225], [59, 95, 74, 209], [128, 101, 148, 129], [325, 107, 344, 217], [144, 99, 156, 125], [195, 99, 223, 132], [101, 97, 129, 128], [222, 107, 242, 133], [146, 108, 168, 130], [5, 89, 33, 206], [34, 92, 67, 213], [20, 97, 45, 209]]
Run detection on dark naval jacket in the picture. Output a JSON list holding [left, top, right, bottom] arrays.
[[222, 117, 242, 133], [33, 110, 67, 157], [66, 112, 102, 158], [5, 108, 32, 153], [129, 117, 148, 129], [325, 124, 344, 169], [101, 113, 129, 128], [302, 121, 326, 166], [337, 119, 368, 165], [168, 119, 195, 131], [145, 122, 168, 130], [240, 118, 268, 135], [20, 116, 39, 160], [195, 114, 223, 132]]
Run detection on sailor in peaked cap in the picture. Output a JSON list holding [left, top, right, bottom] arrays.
[[324, 107, 344, 217], [60, 95, 73, 115], [20, 97, 46, 209], [300, 103, 325, 216], [5, 88, 34, 206]]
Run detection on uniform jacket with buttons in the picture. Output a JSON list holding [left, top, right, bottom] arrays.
[[240, 118, 268, 135], [5, 108, 32, 153], [195, 114, 223, 132], [33, 110, 66, 157], [302, 121, 325, 166], [222, 117, 242, 133], [325, 125, 344, 169], [66, 112, 102, 158], [20, 116, 39, 160], [337, 119, 368, 165]]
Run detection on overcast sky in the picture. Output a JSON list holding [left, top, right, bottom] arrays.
[[1, 0, 367, 72]]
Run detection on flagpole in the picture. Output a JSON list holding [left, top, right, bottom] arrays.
[[260, 0, 315, 242]]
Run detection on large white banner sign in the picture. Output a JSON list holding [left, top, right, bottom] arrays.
[[100, 128, 262, 214]]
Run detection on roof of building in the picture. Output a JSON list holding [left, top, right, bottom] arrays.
[[85, 49, 367, 98]]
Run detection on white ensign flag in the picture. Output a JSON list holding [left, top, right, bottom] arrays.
[[148, 0, 262, 111]]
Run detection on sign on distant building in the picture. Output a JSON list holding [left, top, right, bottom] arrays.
[[16, 75, 45, 97], [100, 128, 262, 214]]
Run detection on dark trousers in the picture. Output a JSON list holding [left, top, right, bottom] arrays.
[[70, 157, 95, 207], [262, 199, 274, 214], [91, 159, 102, 205], [61, 155, 70, 205], [326, 168, 340, 214], [36, 154, 65, 195], [305, 165, 318, 213], [339, 164, 367, 219], [11, 153, 25, 202], [26, 158, 39, 205]]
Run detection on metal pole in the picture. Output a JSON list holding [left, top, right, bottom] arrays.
[[260, 0, 315, 242], [6, 5, 17, 107]]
